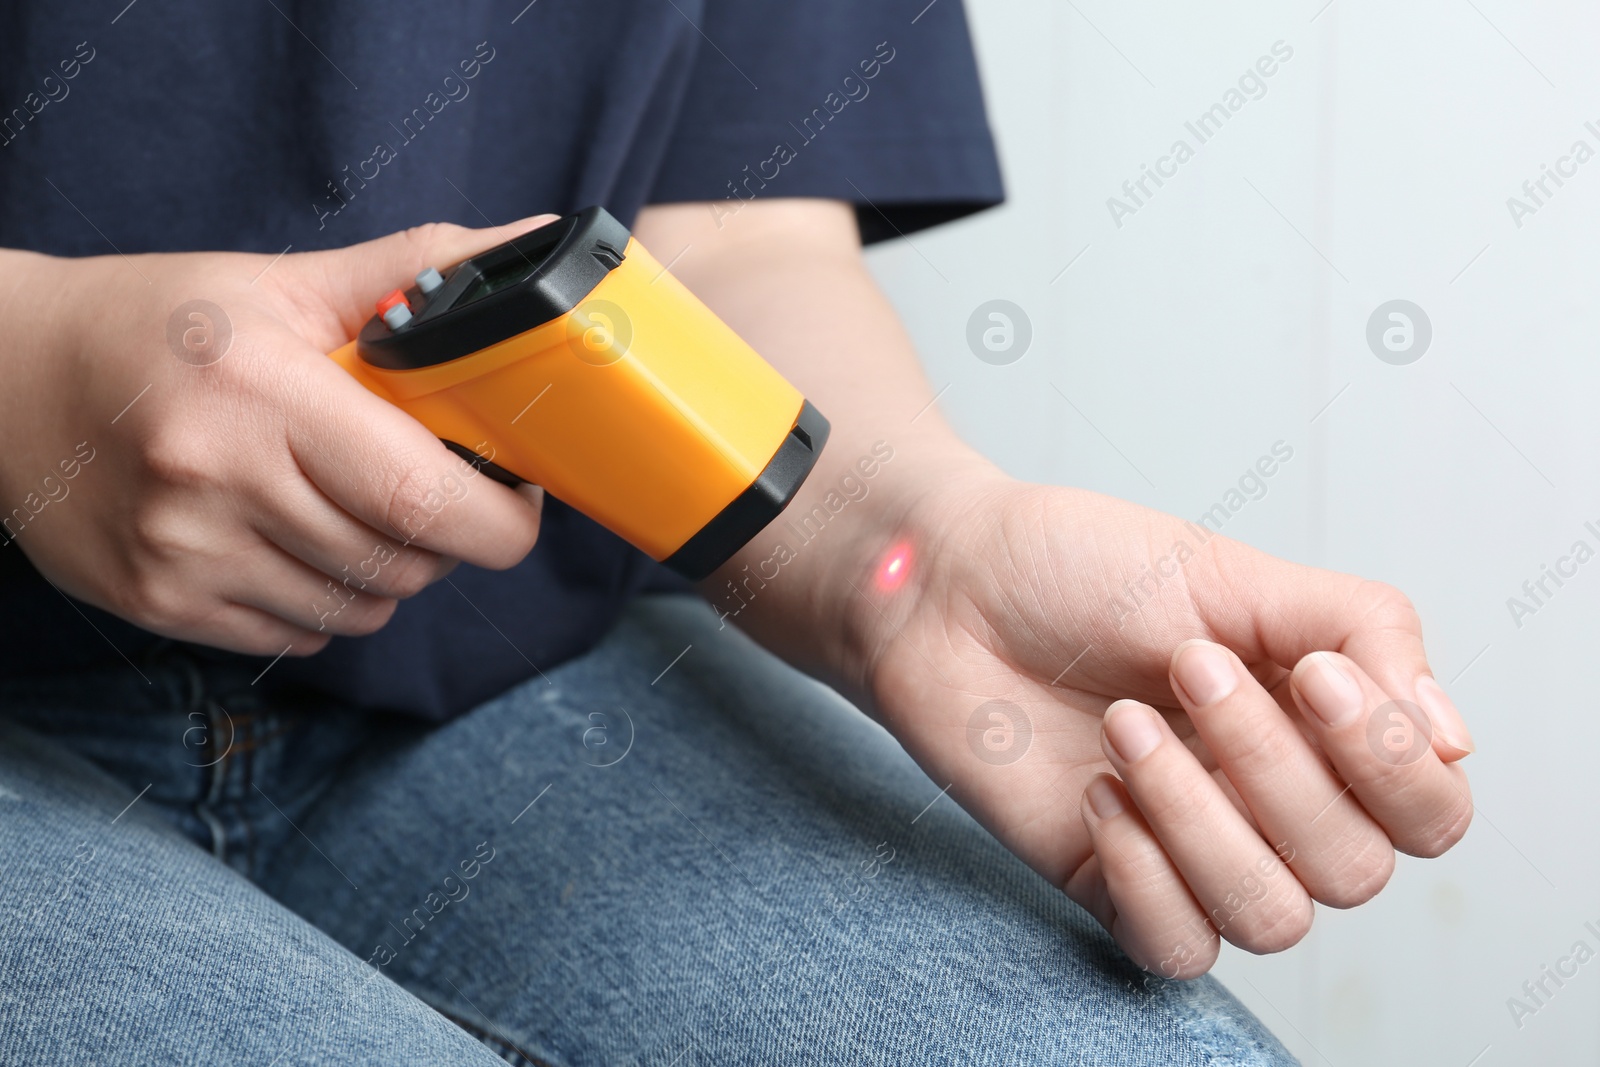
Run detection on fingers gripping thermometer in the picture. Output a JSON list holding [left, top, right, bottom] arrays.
[[328, 207, 830, 579]]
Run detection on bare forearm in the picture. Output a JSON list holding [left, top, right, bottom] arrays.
[[631, 200, 996, 701]]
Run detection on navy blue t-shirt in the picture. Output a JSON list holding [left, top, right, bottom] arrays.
[[0, 0, 1003, 720]]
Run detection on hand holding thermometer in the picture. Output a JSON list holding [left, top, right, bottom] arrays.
[[328, 207, 830, 579]]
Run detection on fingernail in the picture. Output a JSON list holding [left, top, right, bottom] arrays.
[[1415, 675, 1475, 754], [1104, 701, 1163, 763], [1173, 641, 1239, 706], [1298, 653, 1364, 728], [1085, 777, 1126, 821]]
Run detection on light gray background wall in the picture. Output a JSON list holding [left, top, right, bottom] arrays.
[[865, 1, 1600, 1064]]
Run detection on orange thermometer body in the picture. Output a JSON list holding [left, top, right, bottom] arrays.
[[329, 206, 829, 579]]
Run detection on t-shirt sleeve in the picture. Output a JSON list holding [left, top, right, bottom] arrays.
[[646, 0, 1005, 243]]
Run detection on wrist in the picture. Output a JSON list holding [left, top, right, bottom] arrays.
[[0, 247, 70, 338], [0, 249, 103, 394], [836, 438, 1014, 716], [0, 249, 89, 473], [706, 420, 1006, 708], [840, 432, 1001, 692]]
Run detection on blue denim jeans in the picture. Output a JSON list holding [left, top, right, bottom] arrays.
[[0, 594, 1296, 1066]]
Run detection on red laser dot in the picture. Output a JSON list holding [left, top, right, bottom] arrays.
[[877, 544, 912, 591]]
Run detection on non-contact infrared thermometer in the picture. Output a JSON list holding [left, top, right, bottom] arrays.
[[329, 207, 830, 579]]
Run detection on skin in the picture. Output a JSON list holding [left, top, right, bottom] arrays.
[[639, 199, 1476, 978], [0, 197, 1474, 979], [0, 220, 554, 652]]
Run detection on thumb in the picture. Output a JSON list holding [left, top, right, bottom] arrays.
[[300, 214, 561, 345]]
